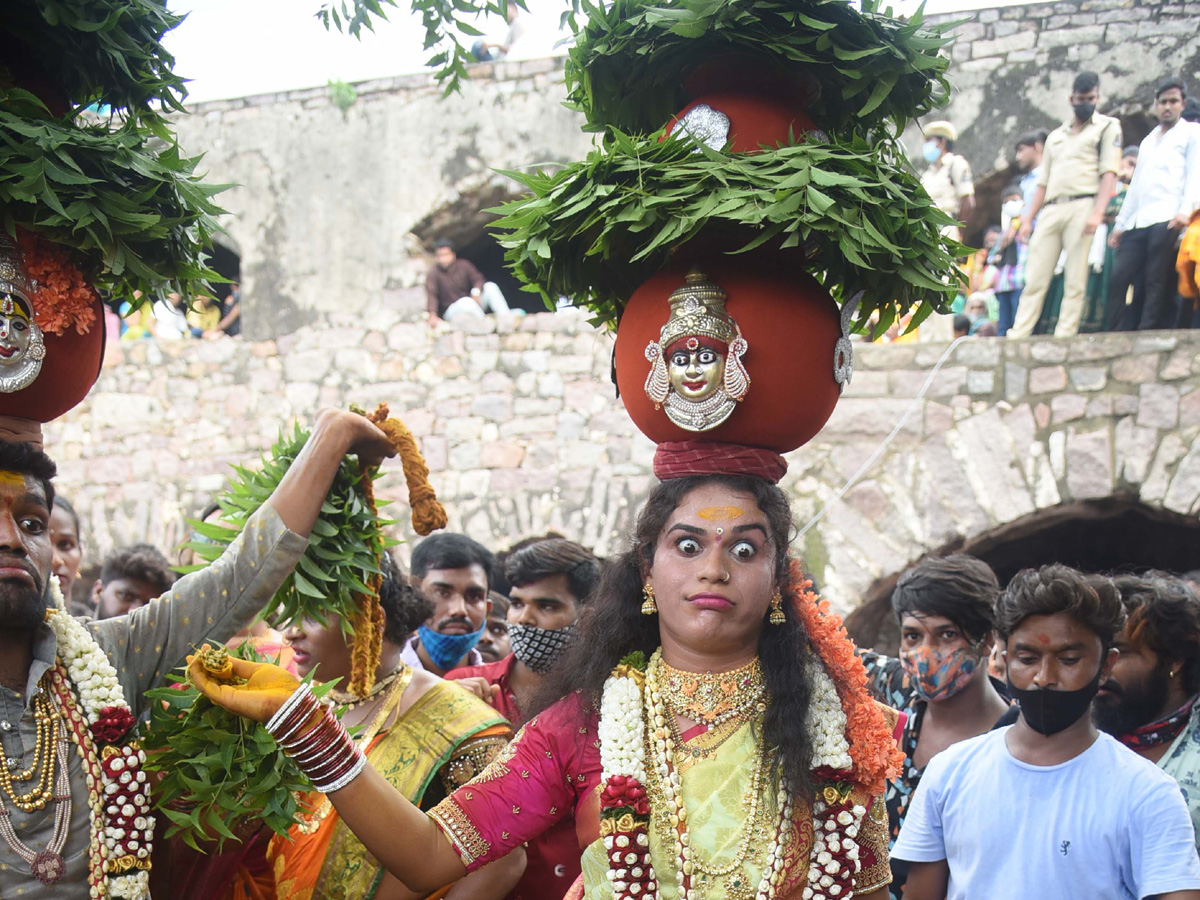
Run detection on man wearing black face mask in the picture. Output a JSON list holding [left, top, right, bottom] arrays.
[[894, 565, 1200, 900], [1010, 71, 1123, 338], [446, 538, 599, 900]]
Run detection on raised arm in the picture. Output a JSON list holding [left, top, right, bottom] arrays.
[[188, 653, 582, 894], [95, 409, 396, 714]]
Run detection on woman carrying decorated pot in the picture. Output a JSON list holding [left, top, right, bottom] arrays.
[[188, 0, 963, 896]]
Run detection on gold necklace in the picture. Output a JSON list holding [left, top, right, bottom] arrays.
[[659, 657, 766, 727], [328, 666, 404, 710], [0, 683, 59, 813], [645, 655, 779, 900], [297, 665, 414, 834]]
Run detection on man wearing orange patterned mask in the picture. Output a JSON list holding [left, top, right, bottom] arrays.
[[858, 555, 1011, 899]]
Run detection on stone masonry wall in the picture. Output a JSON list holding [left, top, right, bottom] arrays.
[[171, 58, 590, 339], [915, 0, 1200, 177], [45, 318, 1200, 613]]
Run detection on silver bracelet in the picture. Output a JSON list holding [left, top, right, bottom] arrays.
[[313, 752, 367, 794], [266, 681, 314, 739]]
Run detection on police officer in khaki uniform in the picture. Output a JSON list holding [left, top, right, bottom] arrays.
[[1010, 71, 1122, 338], [921, 120, 975, 241], [919, 121, 975, 340]]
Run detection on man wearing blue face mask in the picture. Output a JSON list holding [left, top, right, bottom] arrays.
[[919, 120, 975, 243], [402, 533, 496, 676], [895, 565, 1200, 900]]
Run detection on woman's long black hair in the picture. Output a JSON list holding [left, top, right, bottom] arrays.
[[530, 474, 818, 798]]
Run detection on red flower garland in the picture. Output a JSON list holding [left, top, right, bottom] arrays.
[[14, 229, 98, 337], [788, 560, 905, 797], [91, 706, 137, 744]]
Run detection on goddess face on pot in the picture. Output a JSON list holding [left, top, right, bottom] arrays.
[[0, 289, 46, 394], [0, 299, 34, 365], [667, 337, 726, 402], [645, 271, 750, 432]]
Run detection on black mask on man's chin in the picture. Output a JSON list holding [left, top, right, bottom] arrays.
[[1008, 659, 1106, 736]]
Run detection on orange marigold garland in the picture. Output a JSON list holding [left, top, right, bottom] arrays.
[[788, 560, 904, 797], [15, 229, 99, 337], [345, 403, 448, 697]]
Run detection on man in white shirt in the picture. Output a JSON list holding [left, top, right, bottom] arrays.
[[893, 564, 1200, 900], [1108, 77, 1200, 331]]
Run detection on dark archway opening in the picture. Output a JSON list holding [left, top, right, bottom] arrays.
[[843, 494, 1200, 655], [457, 230, 538, 314], [208, 241, 241, 302], [410, 180, 547, 315]]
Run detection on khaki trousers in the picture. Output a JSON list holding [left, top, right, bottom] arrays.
[[1008, 197, 1093, 338]]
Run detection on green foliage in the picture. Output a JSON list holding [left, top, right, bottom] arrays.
[[619, 650, 648, 672], [1, 0, 188, 116], [0, 2, 226, 304], [491, 129, 965, 331], [328, 79, 359, 114], [184, 423, 395, 637], [317, 0, 544, 95], [142, 644, 334, 852], [564, 0, 953, 136], [0, 89, 226, 301]]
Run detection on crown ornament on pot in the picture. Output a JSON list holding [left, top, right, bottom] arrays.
[[644, 270, 750, 432], [0, 236, 47, 395]]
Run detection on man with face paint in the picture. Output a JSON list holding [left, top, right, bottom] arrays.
[[858, 555, 1010, 899], [1010, 70, 1123, 337], [895, 565, 1200, 900], [0, 410, 396, 899], [1094, 573, 1200, 849], [447, 538, 600, 900], [403, 532, 496, 676]]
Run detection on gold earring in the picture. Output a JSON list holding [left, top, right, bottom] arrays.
[[769, 592, 786, 626], [641, 584, 657, 615]]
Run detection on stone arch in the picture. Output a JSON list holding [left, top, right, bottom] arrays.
[[844, 494, 1200, 654], [796, 334, 1200, 648], [409, 176, 537, 311]]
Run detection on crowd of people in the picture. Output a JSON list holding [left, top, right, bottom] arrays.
[[26, 451, 1200, 900], [108, 285, 243, 343], [914, 71, 1200, 341]]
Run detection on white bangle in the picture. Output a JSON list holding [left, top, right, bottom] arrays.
[[266, 683, 313, 737], [313, 753, 367, 794]]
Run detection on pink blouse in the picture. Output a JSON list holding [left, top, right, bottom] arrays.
[[429, 691, 603, 869]]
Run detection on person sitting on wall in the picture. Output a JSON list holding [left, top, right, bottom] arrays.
[[425, 239, 511, 326]]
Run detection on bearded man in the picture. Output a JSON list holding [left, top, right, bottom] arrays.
[[0, 411, 393, 898], [1094, 572, 1200, 849]]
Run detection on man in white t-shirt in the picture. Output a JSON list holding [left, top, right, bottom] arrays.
[[894, 565, 1200, 900]]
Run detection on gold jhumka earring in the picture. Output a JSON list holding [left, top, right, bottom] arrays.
[[769, 592, 786, 626], [641, 584, 658, 615]]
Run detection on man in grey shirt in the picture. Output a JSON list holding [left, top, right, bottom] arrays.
[[0, 409, 395, 898]]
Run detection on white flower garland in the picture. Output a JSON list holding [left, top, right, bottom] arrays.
[[45, 578, 152, 900], [804, 661, 854, 771], [597, 651, 867, 900]]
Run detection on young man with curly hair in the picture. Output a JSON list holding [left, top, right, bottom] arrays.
[[90, 543, 176, 619], [894, 564, 1200, 900], [1094, 573, 1200, 848]]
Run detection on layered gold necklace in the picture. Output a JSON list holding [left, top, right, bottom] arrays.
[[0, 679, 72, 885], [658, 657, 767, 749]]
